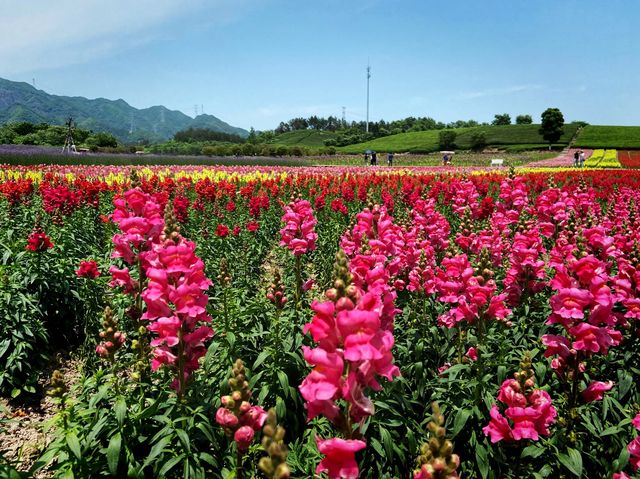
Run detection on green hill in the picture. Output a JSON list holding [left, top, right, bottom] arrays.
[[338, 124, 579, 153], [273, 130, 337, 147], [574, 125, 640, 149], [0, 77, 248, 143]]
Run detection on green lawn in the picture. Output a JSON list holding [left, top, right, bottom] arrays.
[[337, 124, 579, 154], [272, 130, 338, 147], [312, 151, 556, 167], [574, 125, 640, 149]]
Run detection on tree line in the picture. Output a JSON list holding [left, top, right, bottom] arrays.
[[0, 121, 119, 150], [265, 112, 560, 147]]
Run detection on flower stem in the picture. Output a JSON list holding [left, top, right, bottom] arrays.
[[236, 448, 244, 479], [294, 255, 302, 307]]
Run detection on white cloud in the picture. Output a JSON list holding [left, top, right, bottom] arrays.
[[458, 84, 544, 100], [0, 0, 244, 74]]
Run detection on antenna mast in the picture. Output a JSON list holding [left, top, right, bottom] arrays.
[[366, 61, 371, 133]]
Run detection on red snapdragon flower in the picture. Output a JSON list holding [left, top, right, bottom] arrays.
[[76, 260, 100, 278], [26, 230, 54, 252], [216, 224, 230, 237]]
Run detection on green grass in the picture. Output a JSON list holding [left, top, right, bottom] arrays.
[[273, 130, 338, 147], [337, 124, 579, 154], [574, 126, 640, 149], [312, 151, 556, 167]]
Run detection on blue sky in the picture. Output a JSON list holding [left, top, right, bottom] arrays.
[[1, 0, 638, 130]]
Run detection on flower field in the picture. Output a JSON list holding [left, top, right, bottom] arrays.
[[2, 165, 640, 479], [619, 151, 640, 169]]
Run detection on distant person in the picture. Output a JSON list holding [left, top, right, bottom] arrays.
[[573, 150, 580, 167], [371, 151, 377, 166], [442, 153, 448, 166], [387, 152, 394, 166], [579, 150, 585, 168], [364, 152, 370, 166]]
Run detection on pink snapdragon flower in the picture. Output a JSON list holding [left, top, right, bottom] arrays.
[[582, 381, 614, 403], [141, 235, 214, 393], [542, 251, 622, 402], [279, 198, 317, 255], [315, 438, 366, 479], [435, 254, 511, 328], [483, 359, 557, 443], [300, 246, 400, 479]]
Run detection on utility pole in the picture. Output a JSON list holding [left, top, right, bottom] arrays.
[[366, 61, 371, 133], [341, 106, 346, 126]]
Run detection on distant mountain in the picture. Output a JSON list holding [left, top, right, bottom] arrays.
[[0, 77, 248, 143]]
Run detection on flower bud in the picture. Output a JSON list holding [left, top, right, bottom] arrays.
[[275, 463, 291, 479]]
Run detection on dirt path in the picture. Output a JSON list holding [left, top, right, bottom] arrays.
[[0, 357, 81, 476]]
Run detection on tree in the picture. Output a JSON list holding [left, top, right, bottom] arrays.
[[275, 122, 290, 134], [86, 132, 118, 148], [470, 131, 487, 152], [515, 115, 533, 125], [492, 114, 511, 126], [439, 130, 457, 150], [247, 127, 258, 144], [539, 108, 565, 147]]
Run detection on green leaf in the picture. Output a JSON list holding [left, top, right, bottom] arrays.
[[558, 447, 583, 477], [451, 408, 471, 438], [600, 425, 621, 437], [252, 350, 270, 369], [198, 452, 217, 467], [158, 454, 186, 476], [475, 444, 489, 479], [617, 443, 630, 470], [617, 370, 632, 399], [276, 370, 289, 391], [522, 444, 544, 459], [115, 397, 127, 426], [370, 437, 384, 456], [379, 427, 393, 458], [144, 436, 172, 468], [107, 432, 122, 476], [66, 432, 82, 459], [176, 429, 191, 452], [226, 331, 235, 349]]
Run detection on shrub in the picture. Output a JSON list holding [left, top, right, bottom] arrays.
[[439, 129, 457, 149], [470, 131, 487, 151]]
